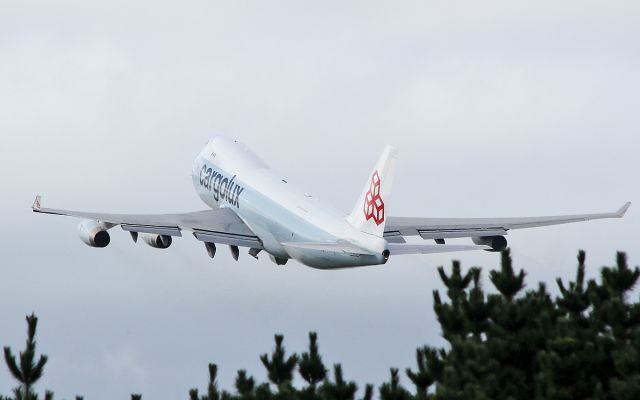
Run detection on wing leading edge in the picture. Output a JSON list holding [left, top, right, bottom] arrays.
[[32, 195, 262, 249], [384, 202, 631, 243]]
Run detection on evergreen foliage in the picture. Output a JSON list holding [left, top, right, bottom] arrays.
[[379, 369, 410, 400], [261, 334, 299, 388], [3, 314, 50, 400], [189, 363, 229, 400], [299, 332, 327, 387], [3, 250, 640, 400], [299, 332, 328, 400], [319, 364, 358, 400]]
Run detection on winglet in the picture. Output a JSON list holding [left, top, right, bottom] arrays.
[[617, 202, 631, 217], [32, 195, 42, 211]]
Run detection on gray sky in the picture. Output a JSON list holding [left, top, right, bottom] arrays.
[[1, 1, 639, 398]]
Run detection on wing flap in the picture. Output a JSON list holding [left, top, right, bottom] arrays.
[[383, 231, 407, 243], [193, 229, 262, 248], [121, 224, 182, 237], [417, 228, 507, 240]]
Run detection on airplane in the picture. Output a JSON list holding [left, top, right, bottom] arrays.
[[32, 136, 631, 269]]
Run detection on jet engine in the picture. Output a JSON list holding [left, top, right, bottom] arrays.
[[472, 235, 508, 252], [140, 233, 172, 249], [78, 219, 111, 248]]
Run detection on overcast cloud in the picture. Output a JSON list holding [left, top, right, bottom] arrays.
[[0, 1, 638, 399]]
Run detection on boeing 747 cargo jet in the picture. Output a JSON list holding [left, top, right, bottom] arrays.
[[33, 137, 631, 269]]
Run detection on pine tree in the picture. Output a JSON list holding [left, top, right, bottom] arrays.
[[433, 261, 475, 340], [536, 250, 603, 400], [260, 334, 298, 400], [556, 250, 590, 321], [431, 260, 496, 400], [299, 332, 328, 400], [379, 368, 410, 400], [189, 363, 230, 400], [3, 314, 50, 400], [484, 250, 549, 400], [234, 370, 256, 400], [320, 364, 358, 400], [3, 250, 640, 400], [252, 383, 273, 400], [207, 364, 222, 400], [359, 385, 373, 400], [299, 332, 327, 386], [437, 261, 474, 306], [436, 334, 495, 400], [462, 268, 489, 339], [489, 249, 525, 301], [260, 335, 298, 388], [594, 252, 640, 400], [406, 347, 444, 400]]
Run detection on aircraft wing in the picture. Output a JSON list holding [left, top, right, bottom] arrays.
[[384, 202, 631, 243], [31, 195, 262, 248]]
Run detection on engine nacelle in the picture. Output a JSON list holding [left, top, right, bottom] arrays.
[[78, 219, 111, 248], [472, 235, 508, 252], [140, 233, 172, 249]]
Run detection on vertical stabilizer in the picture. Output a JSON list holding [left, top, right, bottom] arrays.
[[347, 145, 399, 237]]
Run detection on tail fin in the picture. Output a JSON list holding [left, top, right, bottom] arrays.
[[347, 145, 399, 237]]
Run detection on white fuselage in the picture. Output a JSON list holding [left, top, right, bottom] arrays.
[[191, 137, 387, 269]]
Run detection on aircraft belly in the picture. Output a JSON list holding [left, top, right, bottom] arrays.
[[233, 189, 340, 260]]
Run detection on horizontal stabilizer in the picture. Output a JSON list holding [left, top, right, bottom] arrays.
[[281, 241, 373, 255], [388, 244, 490, 255]]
